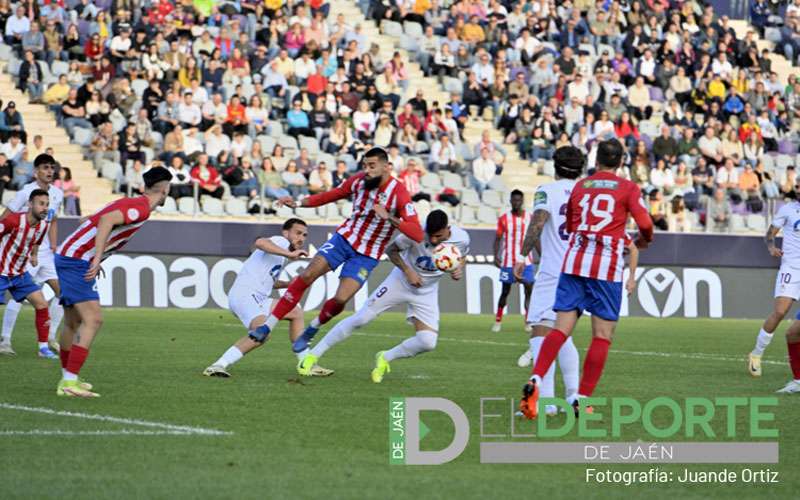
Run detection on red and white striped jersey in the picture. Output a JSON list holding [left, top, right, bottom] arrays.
[[0, 212, 48, 276], [562, 171, 653, 282], [57, 196, 152, 261], [496, 210, 534, 267], [303, 172, 422, 259]]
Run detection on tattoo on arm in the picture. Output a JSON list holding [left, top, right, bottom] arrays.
[[522, 210, 549, 258], [766, 226, 779, 246]]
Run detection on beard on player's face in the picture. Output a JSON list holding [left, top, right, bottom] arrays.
[[363, 173, 383, 190]]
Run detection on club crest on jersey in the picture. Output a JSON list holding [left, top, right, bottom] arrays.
[[127, 208, 140, 220], [583, 179, 619, 190], [378, 192, 388, 205], [405, 202, 416, 216]]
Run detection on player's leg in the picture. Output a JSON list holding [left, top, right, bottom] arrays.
[[373, 294, 439, 383], [205, 312, 269, 377], [57, 300, 102, 397], [528, 325, 557, 415], [577, 316, 615, 400], [284, 304, 334, 376], [750, 295, 794, 377], [44, 278, 64, 349], [25, 289, 56, 358], [0, 299, 22, 355], [262, 253, 331, 333], [493, 275, 513, 332], [777, 316, 800, 393], [522, 281, 534, 333]]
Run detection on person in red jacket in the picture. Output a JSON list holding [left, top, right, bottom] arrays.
[[190, 153, 224, 199]]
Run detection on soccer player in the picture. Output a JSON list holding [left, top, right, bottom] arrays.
[[295, 210, 469, 382], [203, 218, 332, 377], [493, 190, 534, 333], [0, 189, 53, 358], [749, 187, 800, 377], [265, 147, 424, 354], [513, 147, 584, 415], [55, 167, 171, 398], [519, 139, 653, 419], [0, 154, 63, 357]]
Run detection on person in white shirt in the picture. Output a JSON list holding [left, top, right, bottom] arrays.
[[715, 158, 740, 194], [566, 73, 589, 105], [293, 53, 317, 84], [711, 52, 733, 77], [429, 133, 459, 172], [203, 219, 333, 378], [182, 128, 203, 156], [1, 134, 25, 163], [204, 124, 230, 158], [202, 93, 227, 129], [4, 6, 30, 44], [178, 92, 201, 128], [109, 29, 132, 61], [638, 49, 657, 83], [470, 52, 495, 86], [469, 147, 496, 195], [698, 127, 724, 165]]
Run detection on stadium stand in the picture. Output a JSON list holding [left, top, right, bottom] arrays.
[[0, 0, 796, 233]]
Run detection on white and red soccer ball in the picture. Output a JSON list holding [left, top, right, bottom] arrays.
[[433, 243, 461, 272]]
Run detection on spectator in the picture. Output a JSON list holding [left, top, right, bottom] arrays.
[[281, 160, 309, 197], [674, 162, 694, 197], [755, 161, 780, 199], [332, 160, 349, 188], [648, 189, 668, 231], [651, 126, 678, 164], [224, 95, 248, 137], [55, 166, 80, 216], [398, 157, 429, 202], [668, 196, 692, 233], [4, 6, 29, 49], [178, 91, 202, 129], [259, 158, 290, 200], [739, 163, 763, 212], [18, 50, 43, 103], [119, 123, 144, 168], [650, 159, 675, 196], [0, 152, 10, 202], [470, 147, 496, 196], [190, 154, 224, 199], [429, 133, 459, 173], [85, 91, 110, 127], [60, 89, 91, 136], [168, 156, 194, 199], [308, 162, 333, 194], [226, 156, 260, 199], [10, 149, 32, 190], [698, 127, 724, 166], [708, 188, 732, 232], [716, 159, 741, 199], [287, 101, 314, 138], [123, 159, 147, 196]]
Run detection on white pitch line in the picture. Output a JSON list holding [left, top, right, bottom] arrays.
[[0, 403, 232, 436], [0, 429, 203, 436]]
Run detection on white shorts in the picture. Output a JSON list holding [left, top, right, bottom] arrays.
[[28, 251, 58, 284], [774, 265, 800, 300], [527, 270, 559, 327], [362, 269, 440, 331], [228, 285, 273, 328]]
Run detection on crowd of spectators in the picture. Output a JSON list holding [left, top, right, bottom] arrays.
[[0, 0, 798, 231]]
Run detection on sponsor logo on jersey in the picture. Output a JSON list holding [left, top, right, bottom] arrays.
[[269, 264, 282, 280], [534, 190, 548, 206], [793, 219, 800, 232], [358, 267, 369, 281], [416, 256, 437, 272], [583, 179, 619, 190]]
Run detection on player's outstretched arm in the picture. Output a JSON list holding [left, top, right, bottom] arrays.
[[297, 174, 358, 208], [765, 225, 783, 257], [254, 237, 308, 260]]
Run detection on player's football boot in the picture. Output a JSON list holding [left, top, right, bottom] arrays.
[[572, 399, 595, 418], [38, 346, 58, 359], [748, 353, 762, 377], [519, 379, 539, 419], [292, 325, 319, 353], [776, 380, 800, 394], [371, 351, 391, 383], [310, 364, 334, 377], [56, 379, 100, 398], [524, 324, 533, 334], [0, 341, 16, 356], [203, 365, 231, 378], [491, 322, 502, 333], [517, 349, 532, 367], [48, 340, 60, 353], [297, 353, 318, 376]]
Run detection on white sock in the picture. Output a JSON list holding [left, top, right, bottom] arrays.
[[558, 336, 580, 402], [309, 317, 321, 329], [214, 346, 244, 368], [309, 314, 362, 358], [265, 314, 279, 331], [2, 299, 22, 342], [48, 300, 64, 341], [384, 330, 438, 362], [38, 341, 48, 349], [529, 337, 555, 399], [752, 328, 774, 356], [295, 348, 309, 360], [62, 370, 78, 381]]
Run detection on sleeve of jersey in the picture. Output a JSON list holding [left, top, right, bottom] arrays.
[[6, 190, 26, 213], [460, 231, 471, 256], [772, 206, 788, 228], [394, 191, 424, 243], [627, 183, 654, 242], [533, 188, 550, 214], [121, 197, 152, 224], [269, 235, 291, 250], [302, 174, 356, 208]]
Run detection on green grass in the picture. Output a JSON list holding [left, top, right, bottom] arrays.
[[0, 309, 797, 499]]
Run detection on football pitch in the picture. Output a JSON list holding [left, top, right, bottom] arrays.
[[0, 309, 798, 499]]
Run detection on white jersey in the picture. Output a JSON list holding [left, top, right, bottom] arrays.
[[533, 178, 576, 277], [231, 235, 290, 295], [392, 225, 471, 291], [773, 201, 800, 269], [6, 181, 63, 253]]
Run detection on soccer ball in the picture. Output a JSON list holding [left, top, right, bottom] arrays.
[[433, 243, 461, 272]]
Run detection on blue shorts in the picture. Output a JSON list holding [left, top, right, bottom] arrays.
[[318, 233, 379, 285], [55, 254, 99, 306], [0, 272, 40, 304], [500, 265, 535, 285], [553, 273, 623, 322]]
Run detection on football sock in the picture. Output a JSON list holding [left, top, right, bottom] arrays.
[[35, 308, 50, 344], [495, 307, 504, 323], [267, 278, 310, 328], [215, 346, 243, 368], [64, 345, 89, 381], [317, 298, 345, 326], [559, 336, 580, 401], [48, 300, 64, 341], [578, 337, 611, 397], [1, 299, 21, 342], [529, 337, 555, 400], [532, 329, 567, 381], [310, 309, 377, 358], [787, 340, 800, 380], [59, 348, 70, 377], [752, 328, 773, 356], [384, 330, 437, 362]]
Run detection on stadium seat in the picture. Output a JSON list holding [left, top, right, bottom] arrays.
[[762, 154, 775, 170], [318, 203, 339, 220], [295, 207, 317, 219], [131, 78, 148, 97], [540, 160, 555, 177], [51, 60, 70, 77], [415, 199, 431, 220], [458, 206, 478, 225], [156, 196, 178, 214], [482, 190, 503, 208], [398, 35, 419, 53], [0, 44, 11, 61], [487, 177, 507, 192], [443, 77, 462, 94], [177, 197, 196, 216], [414, 141, 430, 154], [276, 205, 294, 218], [441, 171, 463, 190], [729, 214, 745, 233], [5, 57, 20, 76], [382, 20, 403, 38], [578, 44, 596, 58], [2, 189, 16, 206], [100, 162, 122, 187], [460, 188, 481, 207], [432, 203, 452, 219], [746, 214, 767, 232], [278, 135, 298, 151], [338, 154, 357, 171], [477, 206, 497, 224], [420, 172, 442, 191], [340, 203, 353, 218], [403, 21, 424, 38], [776, 154, 794, 169], [202, 197, 225, 216], [299, 136, 321, 157], [258, 135, 276, 153], [765, 27, 782, 44], [458, 143, 476, 162], [317, 153, 335, 167], [72, 127, 93, 146]]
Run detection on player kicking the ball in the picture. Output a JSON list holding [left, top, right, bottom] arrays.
[[0, 154, 64, 357], [519, 139, 653, 419], [0, 189, 54, 358], [296, 210, 468, 381], [748, 185, 800, 378], [203, 218, 332, 377], [261, 147, 423, 354], [54, 167, 171, 398]]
